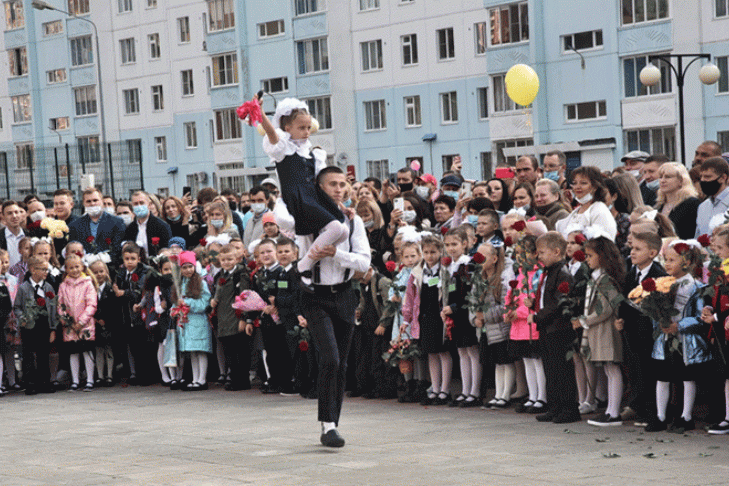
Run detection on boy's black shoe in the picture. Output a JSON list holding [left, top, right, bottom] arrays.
[[536, 409, 558, 422], [670, 417, 695, 432], [552, 410, 581, 424], [644, 417, 668, 432], [320, 429, 345, 448]]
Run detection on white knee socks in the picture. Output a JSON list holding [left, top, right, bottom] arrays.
[[523, 358, 546, 403], [157, 344, 171, 383], [458, 348, 471, 396], [197, 353, 208, 384], [656, 380, 670, 421], [682, 381, 696, 421], [440, 352, 453, 395], [604, 362, 623, 419], [428, 354, 442, 393], [298, 221, 349, 272]]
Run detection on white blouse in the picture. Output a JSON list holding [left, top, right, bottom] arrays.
[[555, 201, 617, 241]]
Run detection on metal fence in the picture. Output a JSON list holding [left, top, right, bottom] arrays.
[[0, 140, 144, 204]]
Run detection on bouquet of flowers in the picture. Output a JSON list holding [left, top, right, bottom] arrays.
[[464, 252, 493, 316], [629, 276, 681, 352], [287, 324, 311, 352], [170, 303, 190, 324], [40, 217, 69, 239], [382, 338, 422, 374]]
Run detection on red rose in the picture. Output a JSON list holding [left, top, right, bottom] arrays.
[[28, 221, 40, 230], [247, 260, 257, 270], [504, 236, 513, 247], [169, 254, 179, 263], [641, 278, 657, 292], [131, 273, 139, 282], [36, 297, 46, 307], [573, 250, 586, 262], [253, 318, 261, 328], [199, 238, 207, 247], [151, 237, 160, 246], [440, 226, 449, 236], [298, 341, 309, 352], [698, 234, 711, 248], [508, 279, 518, 289], [218, 278, 227, 286], [472, 252, 486, 264], [105, 238, 111, 245], [574, 234, 587, 245], [673, 242, 690, 255], [86, 236, 94, 243], [385, 261, 397, 273], [235, 309, 243, 318], [45, 291, 55, 299], [512, 221, 526, 232], [441, 256, 452, 266], [558, 281, 570, 294]]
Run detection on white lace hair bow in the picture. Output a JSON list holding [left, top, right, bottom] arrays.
[[398, 226, 424, 243], [272, 98, 309, 130], [30, 236, 52, 246], [507, 207, 527, 217], [638, 209, 658, 221], [669, 239, 702, 250], [583, 225, 612, 241], [205, 234, 231, 247], [83, 252, 111, 267]]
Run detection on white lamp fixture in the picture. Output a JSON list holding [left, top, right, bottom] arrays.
[[639, 63, 662, 87], [699, 63, 721, 85]]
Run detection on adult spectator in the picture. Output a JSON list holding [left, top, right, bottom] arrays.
[[195, 187, 244, 237], [102, 195, 116, 215], [415, 173, 437, 202], [204, 199, 239, 241], [260, 178, 280, 199], [620, 150, 652, 204], [243, 186, 271, 248], [53, 189, 78, 257], [356, 199, 388, 274], [515, 155, 540, 185], [148, 194, 162, 218], [696, 157, 729, 237], [25, 199, 47, 238], [604, 178, 632, 258], [512, 182, 536, 216], [555, 166, 617, 241], [439, 174, 462, 201], [471, 181, 489, 200], [357, 185, 379, 203], [299, 166, 370, 448], [542, 150, 568, 187], [611, 173, 645, 215], [640, 154, 668, 206], [116, 201, 134, 227], [486, 178, 513, 214], [693, 140, 722, 168], [433, 195, 456, 232], [0, 200, 26, 267], [363, 177, 382, 194], [124, 191, 172, 257], [655, 162, 700, 240], [68, 187, 126, 263], [162, 196, 197, 249], [534, 179, 570, 230], [396, 167, 417, 194]]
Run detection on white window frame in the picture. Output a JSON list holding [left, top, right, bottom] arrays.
[[148, 33, 161, 60], [623, 54, 672, 98], [147, 0, 157, 8], [11, 94, 31, 123], [361, 40, 383, 72], [717, 0, 729, 17], [70, 35, 93, 67], [47, 68, 67, 84], [366, 159, 389, 180], [8, 46, 27, 77], [404, 95, 421, 128], [118, 0, 132, 13], [151, 85, 164, 112], [562, 30, 603, 53], [74, 85, 97, 117], [297, 37, 329, 75], [211, 53, 238, 87], [214, 108, 242, 141], [624, 126, 675, 160], [494, 138, 533, 166], [123, 88, 140, 114], [492, 73, 516, 113], [68, 0, 90, 16], [364, 100, 386, 131], [181, 70, 194, 97], [207, 0, 235, 32], [16, 142, 33, 169], [440, 91, 458, 124], [184, 122, 197, 149], [120, 38, 136, 65], [621, 0, 669, 25], [50, 117, 70, 131], [304, 96, 332, 130], [717, 56, 729, 94], [155, 136, 167, 162], [489, 2, 529, 47], [294, 0, 326, 16], [258, 19, 284, 38], [261, 77, 289, 94], [77, 135, 101, 164], [436, 27, 455, 61], [178, 17, 190, 44], [565, 100, 607, 122], [477, 87, 489, 120], [401, 34, 418, 66], [43, 20, 63, 36], [359, 0, 379, 11], [474, 22, 487, 55]]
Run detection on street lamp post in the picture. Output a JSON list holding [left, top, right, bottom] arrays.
[[639, 54, 720, 166], [32, 0, 107, 177]]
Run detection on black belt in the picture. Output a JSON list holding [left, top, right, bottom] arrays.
[[311, 281, 351, 294]]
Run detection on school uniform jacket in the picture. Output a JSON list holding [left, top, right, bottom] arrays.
[[124, 215, 172, 257], [533, 261, 573, 334], [213, 265, 251, 338], [13, 279, 58, 331], [68, 212, 126, 264], [253, 264, 286, 327]]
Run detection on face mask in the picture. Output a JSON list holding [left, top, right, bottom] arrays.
[[415, 186, 430, 199], [701, 178, 723, 197], [467, 214, 478, 227], [646, 179, 660, 191], [363, 220, 374, 229], [627, 169, 641, 179], [402, 210, 417, 223], [607, 204, 614, 210], [210, 219, 224, 229], [120, 214, 134, 226], [444, 190, 459, 200], [228, 201, 238, 212], [168, 213, 182, 222], [133, 204, 149, 218], [251, 203, 266, 214], [241, 205, 251, 214], [521, 204, 530, 212], [544, 171, 560, 182], [575, 193, 593, 205], [85, 206, 102, 218], [103, 207, 115, 215], [399, 183, 413, 193], [343, 199, 352, 208], [30, 210, 46, 222]]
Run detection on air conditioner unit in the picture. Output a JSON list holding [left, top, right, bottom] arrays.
[[195, 171, 208, 183]]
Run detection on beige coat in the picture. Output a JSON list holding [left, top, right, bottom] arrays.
[[581, 272, 623, 363]]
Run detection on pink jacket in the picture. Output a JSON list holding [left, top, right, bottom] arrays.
[[402, 264, 432, 340], [505, 267, 541, 342], [58, 275, 97, 342]]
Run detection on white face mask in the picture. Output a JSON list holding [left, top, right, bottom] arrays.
[[627, 169, 641, 179], [575, 193, 593, 205], [415, 186, 430, 199], [402, 210, 417, 223], [30, 210, 46, 222], [251, 203, 266, 214], [104, 207, 116, 215], [120, 214, 134, 226], [85, 205, 103, 217]]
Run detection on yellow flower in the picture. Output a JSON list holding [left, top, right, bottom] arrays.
[[722, 258, 729, 276], [654, 276, 676, 294], [628, 285, 648, 303]]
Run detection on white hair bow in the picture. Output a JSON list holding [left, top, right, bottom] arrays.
[[272, 98, 309, 130], [582, 225, 612, 241], [398, 226, 424, 243], [83, 252, 111, 267], [639, 209, 658, 221], [669, 239, 702, 250], [205, 234, 231, 247], [29, 236, 52, 246], [507, 207, 527, 217]]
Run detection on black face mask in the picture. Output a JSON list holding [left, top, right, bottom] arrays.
[[399, 183, 413, 193], [701, 178, 724, 197], [228, 201, 238, 212], [240, 205, 251, 214]]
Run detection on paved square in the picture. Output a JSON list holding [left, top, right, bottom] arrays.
[[1, 386, 727, 485]]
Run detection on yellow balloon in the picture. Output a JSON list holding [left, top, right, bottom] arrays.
[[505, 64, 540, 106]]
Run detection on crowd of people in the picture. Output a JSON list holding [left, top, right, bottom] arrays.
[[2, 96, 729, 446]]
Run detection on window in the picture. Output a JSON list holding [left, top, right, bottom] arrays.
[[404, 96, 421, 127], [717, 56, 728, 93], [178, 17, 190, 43], [70, 36, 93, 66], [258, 19, 284, 38], [16, 142, 33, 169], [184, 122, 197, 148], [361, 40, 383, 72], [624, 126, 675, 160], [155, 136, 167, 162], [401, 34, 418, 65], [295, 0, 325, 16], [8, 47, 27, 76], [74, 86, 97, 116], [305, 96, 332, 130], [492, 74, 516, 112], [212, 53, 238, 86], [623, 54, 672, 97], [219, 175, 246, 194], [563, 30, 603, 52], [480, 152, 493, 180], [68, 0, 89, 15], [441, 154, 460, 174], [50, 117, 70, 131], [151, 85, 164, 111], [489, 2, 529, 46], [47, 69, 67, 84], [118, 0, 132, 13], [78, 136, 100, 164], [364, 100, 386, 131], [123, 88, 139, 114], [565, 100, 607, 121], [477, 87, 489, 119], [181, 70, 194, 96], [621, 0, 669, 25], [147, 0, 157, 7], [441, 92, 458, 123], [214, 108, 241, 140], [43, 20, 63, 36], [359, 0, 379, 10], [148, 33, 161, 59], [11, 94, 31, 123], [127, 139, 141, 164], [493, 138, 533, 166], [717, 0, 729, 17], [297, 38, 328, 75], [261, 77, 288, 93], [120, 38, 136, 64], [437, 28, 455, 60], [475, 22, 487, 54], [208, 0, 235, 31], [366, 159, 389, 180], [4, 1, 23, 30], [718, 131, 729, 151]]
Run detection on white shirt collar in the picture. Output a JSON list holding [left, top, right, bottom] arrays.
[[447, 255, 470, 275], [5, 227, 23, 239]]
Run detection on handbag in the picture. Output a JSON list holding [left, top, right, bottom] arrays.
[[163, 329, 178, 368]]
